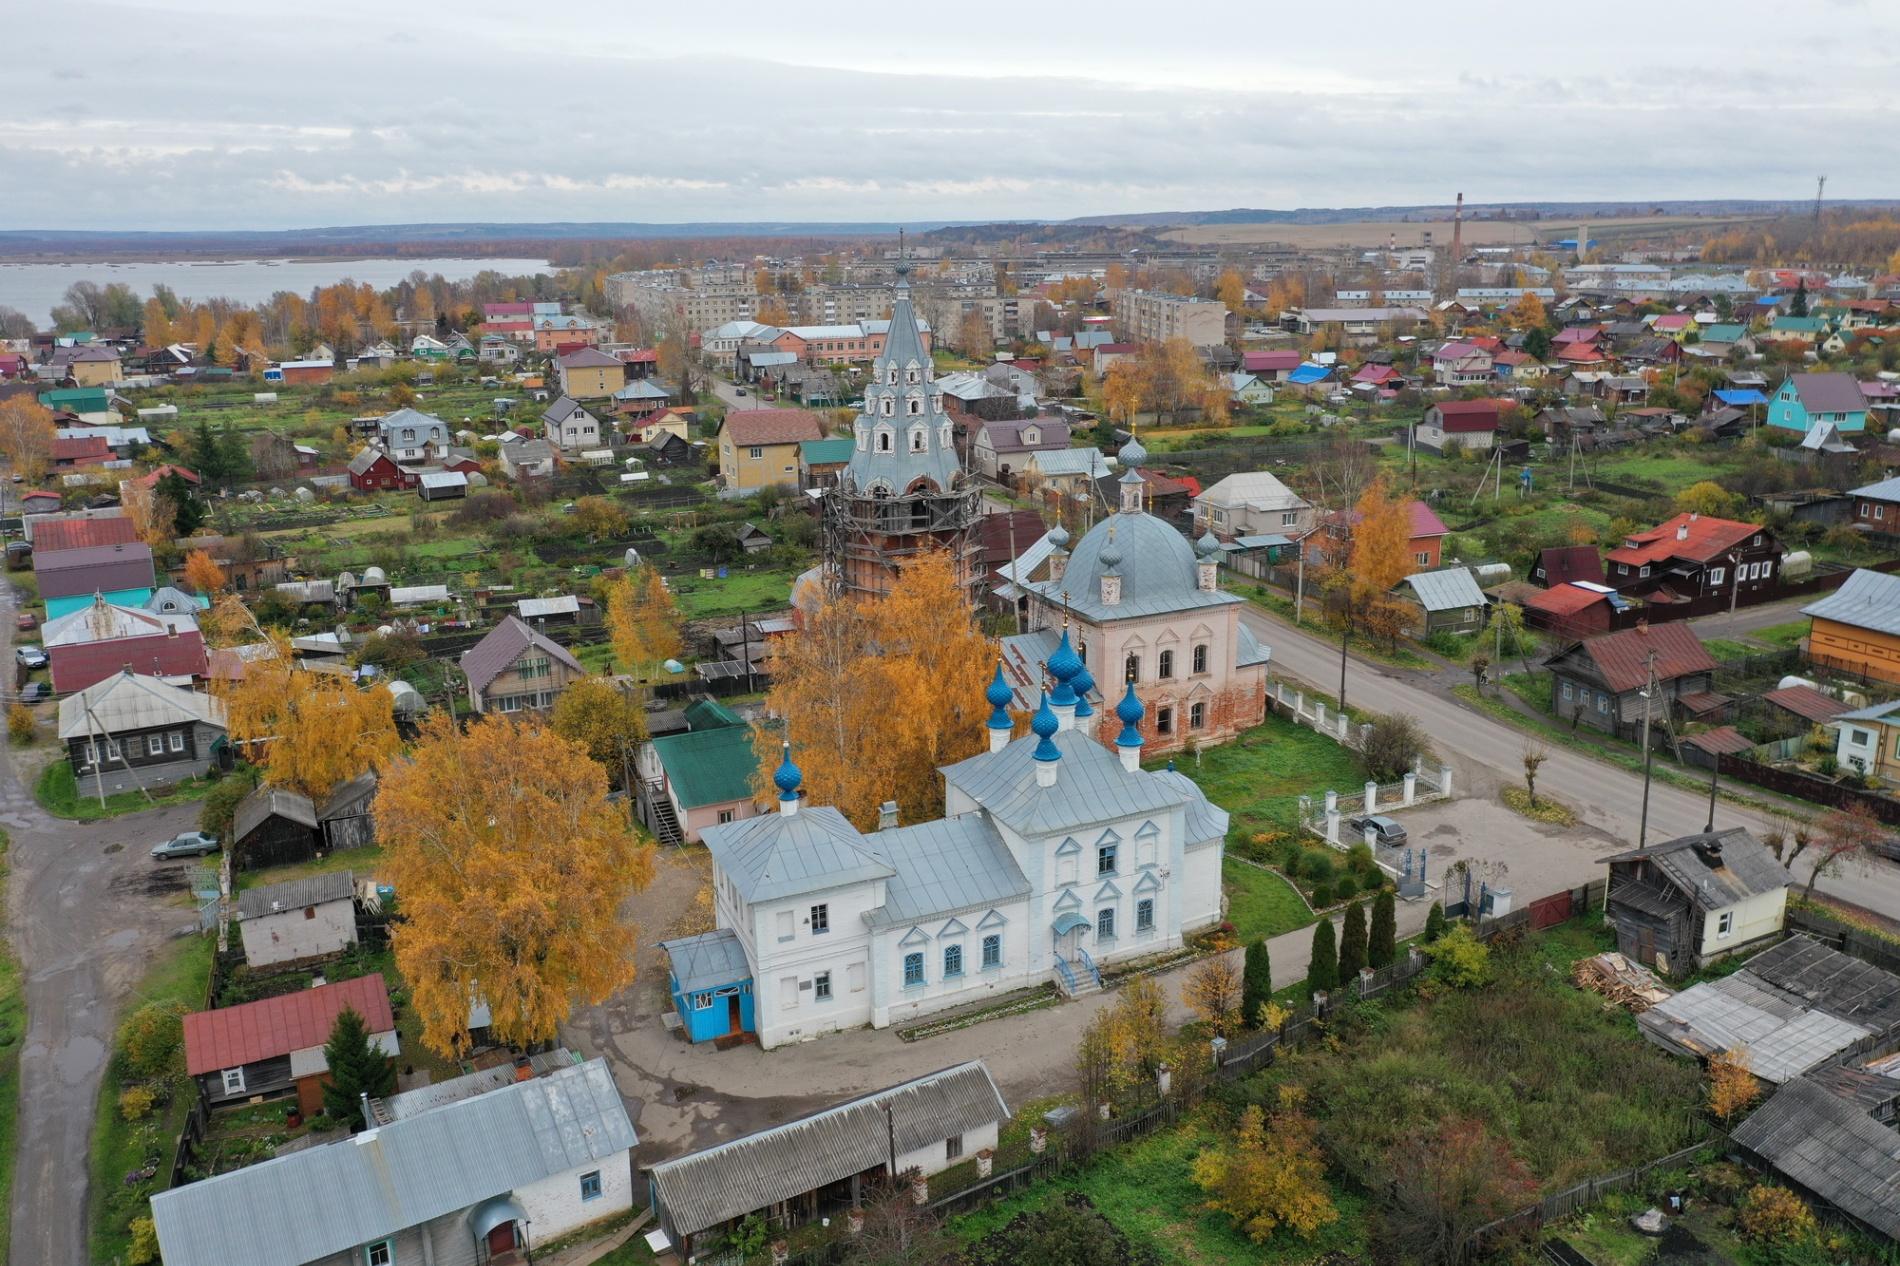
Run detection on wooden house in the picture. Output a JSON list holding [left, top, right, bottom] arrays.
[[183, 975, 396, 1115], [1603, 828, 1790, 975], [235, 872, 358, 969], [1543, 622, 1719, 743]]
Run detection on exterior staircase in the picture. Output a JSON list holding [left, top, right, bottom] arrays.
[[644, 781, 684, 846], [1053, 954, 1101, 999]]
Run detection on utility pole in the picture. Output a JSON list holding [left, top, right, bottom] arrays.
[[1814, 175, 1827, 224], [1637, 649, 1658, 848]]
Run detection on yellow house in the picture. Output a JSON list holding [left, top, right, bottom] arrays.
[[1802, 568, 1900, 685], [633, 407, 693, 445], [555, 347, 623, 400], [67, 346, 121, 387], [716, 409, 824, 492]]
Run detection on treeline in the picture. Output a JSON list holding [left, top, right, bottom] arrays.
[[1701, 210, 1900, 270]]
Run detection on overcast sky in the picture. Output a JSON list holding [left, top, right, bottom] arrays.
[[5, 0, 1898, 231]]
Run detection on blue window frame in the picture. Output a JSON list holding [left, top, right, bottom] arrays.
[[580, 1170, 603, 1202], [1097, 907, 1116, 940], [981, 934, 1001, 969], [1136, 898, 1154, 933], [903, 952, 924, 987], [943, 944, 963, 978]]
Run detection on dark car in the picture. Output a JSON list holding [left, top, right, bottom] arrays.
[[1347, 814, 1408, 847]]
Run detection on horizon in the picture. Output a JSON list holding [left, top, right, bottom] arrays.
[[6, 0, 1898, 231]]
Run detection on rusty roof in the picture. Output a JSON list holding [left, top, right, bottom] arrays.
[[1553, 621, 1715, 693], [184, 975, 393, 1075]]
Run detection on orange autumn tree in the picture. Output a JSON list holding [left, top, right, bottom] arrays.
[[216, 638, 402, 800], [1345, 479, 1417, 650], [606, 564, 683, 682], [759, 549, 994, 829], [379, 712, 656, 1056], [182, 549, 227, 595], [0, 396, 57, 486]]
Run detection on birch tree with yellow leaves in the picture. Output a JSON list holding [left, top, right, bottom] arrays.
[[215, 635, 402, 801], [378, 712, 656, 1056], [758, 549, 994, 829]]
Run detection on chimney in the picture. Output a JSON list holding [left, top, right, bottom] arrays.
[[1676, 521, 1689, 540], [1635, 619, 1648, 635], [877, 800, 899, 830]]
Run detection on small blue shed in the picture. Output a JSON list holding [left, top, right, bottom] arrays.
[[660, 928, 754, 1042]]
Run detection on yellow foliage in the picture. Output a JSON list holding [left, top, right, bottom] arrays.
[[549, 676, 648, 772], [1192, 1087, 1340, 1242], [572, 496, 630, 541], [759, 549, 993, 829], [183, 549, 227, 595], [1738, 1185, 1817, 1244], [379, 712, 656, 1055], [7, 704, 34, 745], [0, 397, 57, 485], [215, 639, 402, 799], [1183, 954, 1244, 1037], [1707, 1047, 1760, 1121], [606, 565, 684, 680]]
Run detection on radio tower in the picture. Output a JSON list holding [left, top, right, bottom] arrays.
[[1450, 191, 1465, 264], [1813, 175, 1827, 224]]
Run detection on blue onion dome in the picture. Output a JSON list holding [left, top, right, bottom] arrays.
[[1071, 662, 1096, 719], [1118, 434, 1148, 470], [1196, 529, 1221, 558], [773, 742, 803, 800], [1047, 628, 1081, 707], [986, 662, 1014, 730], [1031, 690, 1062, 762], [1115, 680, 1145, 749], [1048, 523, 1070, 549]]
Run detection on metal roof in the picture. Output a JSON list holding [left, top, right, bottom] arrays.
[[1745, 934, 1900, 1032], [1022, 511, 1241, 623], [459, 616, 581, 695], [1804, 568, 1900, 637], [1195, 470, 1306, 513], [1397, 567, 1488, 613], [1637, 972, 1870, 1083], [701, 805, 895, 903], [516, 595, 580, 619], [56, 671, 223, 740], [1732, 1078, 1900, 1240], [660, 928, 753, 994], [233, 785, 320, 842], [649, 1062, 1007, 1239], [1151, 769, 1231, 845], [151, 1058, 635, 1266], [649, 723, 759, 810], [33, 541, 155, 599], [236, 871, 354, 920], [941, 729, 1191, 838], [863, 816, 1030, 927], [184, 975, 395, 1076], [43, 596, 195, 648]]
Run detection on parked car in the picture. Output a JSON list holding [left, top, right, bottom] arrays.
[[14, 644, 45, 669], [14, 611, 34, 632], [151, 832, 220, 860], [734, 387, 747, 396], [1346, 814, 1408, 847], [17, 682, 49, 703]]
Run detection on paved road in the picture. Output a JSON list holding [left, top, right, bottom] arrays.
[[1242, 606, 1900, 920], [1, 582, 198, 1266], [1686, 594, 1814, 639], [707, 375, 767, 413]]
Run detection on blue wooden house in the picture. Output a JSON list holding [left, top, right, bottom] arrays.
[[659, 928, 755, 1042], [1766, 372, 1870, 434]]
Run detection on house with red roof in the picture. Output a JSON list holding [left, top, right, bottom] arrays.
[[1557, 342, 1610, 366], [1523, 582, 1620, 638], [1413, 399, 1508, 454], [184, 974, 397, 1115], [1351, 363, 1404, 388], [1606, 512, 1785, 605], [52, 434, 111, 468], [1430, 341, 1495, 386], [1240, 349, 1303, 381], [1543, 622, 1719, 742], [1310, 498, 1452, 572], [128, 463, 200, 490], [1493, 349, 1546, 381]]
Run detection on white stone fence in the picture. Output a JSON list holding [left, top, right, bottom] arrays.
[[1271, 682, 1454, 851]]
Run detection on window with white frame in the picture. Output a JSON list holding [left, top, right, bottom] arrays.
[[981, 934, 1000, 969], [1190, 701, 1206, 730], [1717, 911, 1734, 938], [366, 1242, 394, 1266], [221, 1067, 245, 1095], [1709, 567, 1725, 586], [748, 446, 763, 459], [168, 732, 185, 753], [1136, 898, 1154, 933], [1158, 649, 1174, 679], [147, 734, 163, 756]]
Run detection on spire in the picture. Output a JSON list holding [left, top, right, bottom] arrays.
[[986, 661, 1014, 752], [1114, 679, 1145, 772], [1031, 689, 1062, 786], [773, 741, 803, 814]]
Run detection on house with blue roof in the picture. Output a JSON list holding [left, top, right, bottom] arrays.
[[665, 627, 1230, 1049], [1766, 373, 1869, 434]]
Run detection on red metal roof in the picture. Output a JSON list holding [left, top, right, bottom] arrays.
[[1607, 513, 1763, 568], [31, 516, 137, 552], [1535, 546, 1604, 587], [1430, 399, 1508, 432], [1761, 684, 1847, 724], [1685, 725, 1753, 756], [49, 628, 206, 693], [1408, 501, 1449, 539], [1565, 622, 1715, 694], [1242, 350, 1302, 372], [130, 464, 201, 489], [185, 975, 393, 1075], [1526, 584, 1610, 617], [1558, 343, 1608, 363], [53, 435, 111, 462]]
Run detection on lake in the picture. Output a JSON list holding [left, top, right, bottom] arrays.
[[0, 257, 554, 327]]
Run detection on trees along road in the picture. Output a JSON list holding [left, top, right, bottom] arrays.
[[1239, 606, 1900, 922]]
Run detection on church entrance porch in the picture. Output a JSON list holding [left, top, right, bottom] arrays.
[[1050, 913, 1101, 997]]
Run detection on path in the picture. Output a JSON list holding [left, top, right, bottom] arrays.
[[1241, 605, 1900, 919], [2, 578, 196, 1266]]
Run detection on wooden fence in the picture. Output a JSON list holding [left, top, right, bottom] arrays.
[[1716, 753, 1900, 826], [1465, 1137, 1723, 1259]]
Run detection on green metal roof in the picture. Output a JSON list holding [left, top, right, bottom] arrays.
[[683, 698, 741, 731], [38, 387, 109, 410], [651, 723, 759, 809], [799, 438, 855, 465]]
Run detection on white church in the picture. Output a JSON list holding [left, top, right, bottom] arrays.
[[660, 643, 1230, 1049]]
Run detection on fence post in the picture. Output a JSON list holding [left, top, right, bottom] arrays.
[[1364, 780, 1379, 813], [1337, 714, 1351, 741], [1403, 771, 1416, 805], [1326, 811, 1340, 845], [1324, 789, 1338, 816], [1439, 766, 1453, 797], [1314, 701, 1327, 728]]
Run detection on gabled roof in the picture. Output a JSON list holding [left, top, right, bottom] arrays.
[[184, 975, 393, 1075], [458, 615, 583, 695], [1602, 827, 1791, 910], [940, 729, 1191, 838], [1732, 1078, 1900, 1241], [649, 1062, 1006, 1239], [33, 541, 157, 598], [151, 1058, 634, 1266], [1548, 622, 1715, 693], [798, 437, 855, 465], [233, 784, 320, 842], [1801, 568, 1900, 636], [649, 723, 759, 809], [30, 513, 136, 551], [556, 346, 622, 369], [1781, 372, 1867, 414], [1535, 545, 1604, 586], [1608, 513, 1764, 567], [1428, 399, 1507, 432], [542, 395, 600, 425], [347, 447, 395, 475], [701, 804, 895, 903], [1396, 567, 1488, 612], [56, 671, 223, 739], [235, 871, 354, 921], [1240, 350, 1301, 372], [660, 927, 752, 995], [43, 594, 193, 647], [719, 408, 824, 447]]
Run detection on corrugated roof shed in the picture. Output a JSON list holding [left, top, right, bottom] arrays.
[[151, 1058, 634, 1266], [1636, 972, 1870, 1083], [660, 928, 752, 994], [1397, 567, 1489, 613], [183, 975, 394, 1076], [29, 514, 136, 552], [1745, 934, 1900, 1032], [1732, 1078, 1900, 1240], [235, 871, 354, 921], [1762, 684, 1847, 724], [649, 723, 759, 810], [649, 1062, 1007, 1240]]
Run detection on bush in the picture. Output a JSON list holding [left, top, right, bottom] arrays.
[[1346, 841, 1376, 874], [200, 766, 260, 842], [117, 999, 188, 1081], [7, 703, 34, 745], [118, 1086, 156, 1121], [127, 1216, 159, 1265], [1362, 712, 1427, 782], [1310, 882, 1333, 909], [1332, 872, 1357, 900], [1425, 923, 1491, 990], [1424, 901, 1446, 941], [1738, 1185, 1817, 1244], [1300, 849, 1337, 882]]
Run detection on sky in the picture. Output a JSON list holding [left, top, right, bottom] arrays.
[[5, 0, 1900, 231]]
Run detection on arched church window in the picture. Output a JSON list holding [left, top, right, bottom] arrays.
[[908, 398, 922, 415], [910, 427, 927, 452], [881, 397, 894, 416]]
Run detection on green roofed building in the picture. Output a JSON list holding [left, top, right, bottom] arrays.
[[798, 437, 856, 493], [637, 703, 762, 844], [37, 386, 112, 413]]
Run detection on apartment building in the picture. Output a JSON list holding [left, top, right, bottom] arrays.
[[1111, 289, 1232, 349]]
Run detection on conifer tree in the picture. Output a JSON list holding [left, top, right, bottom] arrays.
[[1338, 900, 1368, 983], [1369, 887, 1397, 968], [1424, 900, 1447, 942], [1242, 940, 1273, 1029], [322, 1006, 395, 1129], [1306, 919, 1338, 998]]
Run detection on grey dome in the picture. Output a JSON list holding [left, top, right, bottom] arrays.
[[1118, 435, 1148, 468], [1061, 512, 1195, 607], [1048, 524, 1070, 548]]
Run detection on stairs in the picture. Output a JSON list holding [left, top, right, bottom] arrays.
[[644, 782, 684, 846], [1053, 954, 1101, 999]]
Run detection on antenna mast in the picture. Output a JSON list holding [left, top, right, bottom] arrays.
[[1813, 176, 1827, 224]]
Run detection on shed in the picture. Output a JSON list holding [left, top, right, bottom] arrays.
[[232, 785, 322, 870], [659, 928, 755, 1042], [735, 522, 773, 554], [1391, 567, 1489, 636], [1601, 827, 1791, 974], [235, 871, 358, 968], [1731, 1078, 1900, 1242], [417, 470, 469, 501]]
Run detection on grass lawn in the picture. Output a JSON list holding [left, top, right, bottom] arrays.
[[951, 1118, 1371, 1266], [1222, 857, 1315, 943], [0, 833, 23, 1256], [234, 845, 381, 892], [35, 760, 221, 822], [89, 932, 215, 1265], [669, 565, 797, 620], [1157, 714, 1365, 837], [1593, 451, 1743, 486], [1749, 619, 1809, 649], [1700, 637, 1760, 661], [1502, 670, 1553, 713]]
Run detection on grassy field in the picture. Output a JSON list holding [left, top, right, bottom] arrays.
[[1221, 857, 1315, 943], [35, 761, 221, 822], [0, 833, 23, 1257], [668, 565, 797, 620], [233, 845, 381, 893], [1156, 714, 1365, 837], [1749, 619, 1809, 649], [89, 933, 215, 1265]]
